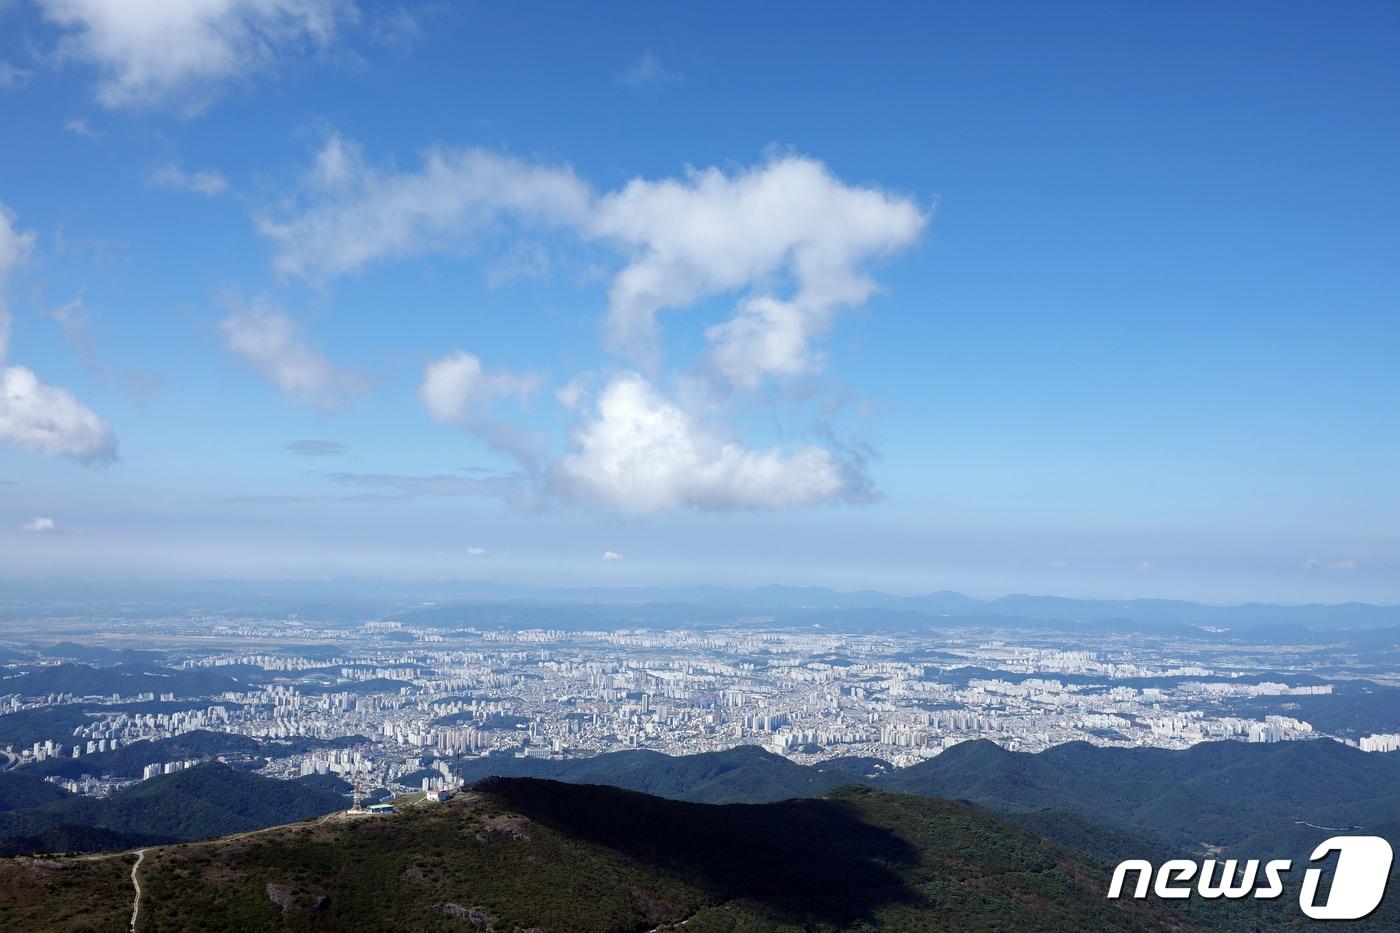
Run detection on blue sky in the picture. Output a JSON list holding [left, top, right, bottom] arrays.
[[1, 1, 1397, 602]]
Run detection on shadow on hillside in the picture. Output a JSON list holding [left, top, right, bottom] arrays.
[[474, 777, 920, 925]]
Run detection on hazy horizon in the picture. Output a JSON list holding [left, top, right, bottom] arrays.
[[3, 573, 1399, 611]]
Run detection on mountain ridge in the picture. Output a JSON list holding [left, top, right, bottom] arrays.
[[0, 777, 1186, 932], [4, 580, 1399, 633]]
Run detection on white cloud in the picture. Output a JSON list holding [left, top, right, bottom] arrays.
[[592, 156, 927, 382], [466, 546, 488, 557], [617, 51, 679, 94], [418, 350, 543, 463], [22, 516, 56, 532], [705, 295, 817, 387], [259, 145, 924, 385], [0, 364, 118, 462], [37, 0, 356, 110], [602, 549, 622, 561], [260, 142, 924, 390], [256, 141, 926, 512], [552, 373, 863, 512], [149, 161, 228, 195], [0, 205, 117, 464], [258, 135, 592, 279], [419, 350, 536, 423], [219, 299, 367, 412]]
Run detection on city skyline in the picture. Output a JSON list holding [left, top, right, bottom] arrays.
[[2, 2, 1398, 603]]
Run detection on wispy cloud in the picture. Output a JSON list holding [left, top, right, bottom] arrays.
[[0, 61, 32, 91], [149, 161, 228, 196], [1305, 558, 1358, 572], [217, 494, 313, 505], [369, 4, 425, 48], [616, 51, 680, 95], [286, 439, 346, 457], [219, 297, 369, 413], [64, 118, 97, 138], [321, 471, 526, 499], [257, 134, 591, 280], [21, 516, 56, 532], [40, 293, 164, 398], [1299, 554, 1355, 571], [418, 350, 543, 465]]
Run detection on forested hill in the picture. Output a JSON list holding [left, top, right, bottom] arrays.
[[880, 737, 1400, 857], [4, 743, 1400, 928], [5, 738, 1399, 868], [444, 743, 882, 802], [432, 738, 1400, 854], [0, 763, 345, 855], [0, 778, 1183, 932]]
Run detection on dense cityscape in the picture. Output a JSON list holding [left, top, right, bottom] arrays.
[[4, 605, 1394, 802]]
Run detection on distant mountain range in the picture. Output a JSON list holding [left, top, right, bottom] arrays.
[[3, 579, 1399, 635]]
